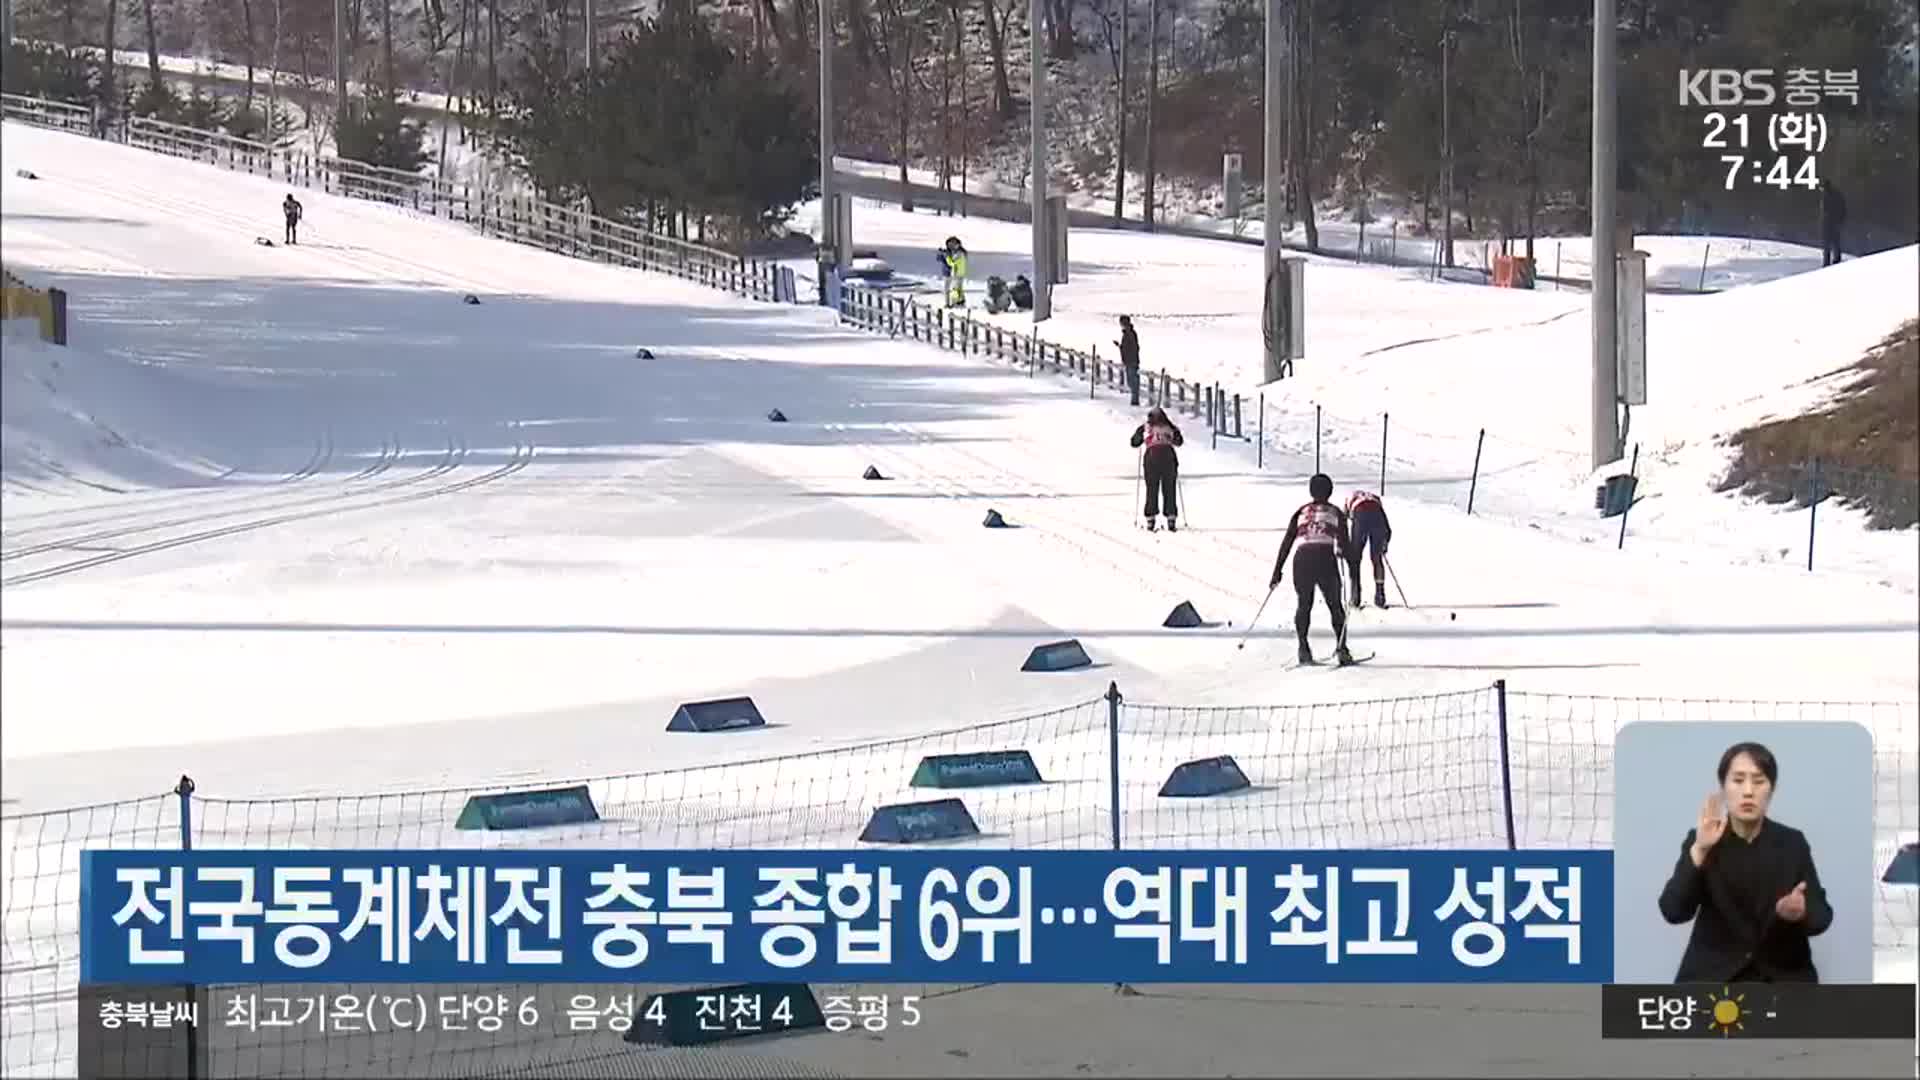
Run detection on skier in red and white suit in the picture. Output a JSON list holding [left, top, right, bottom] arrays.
[[1345, 489, 1393, 608]]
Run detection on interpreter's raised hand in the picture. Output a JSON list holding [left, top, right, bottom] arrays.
[[1690, 794, 1728, 865]]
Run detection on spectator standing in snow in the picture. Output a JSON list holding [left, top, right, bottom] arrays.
[[941, 237, 969, 307], [1116, 315, 1142, 406], [1819, 180, 1846, 267], [282, 194, 303, 245]]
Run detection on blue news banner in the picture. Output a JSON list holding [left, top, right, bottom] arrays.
[[80, 850, 1613, 985]]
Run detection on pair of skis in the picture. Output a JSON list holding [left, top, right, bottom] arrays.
[[1238, 584, 1377, 668], [1286, 646, 1375, 670]]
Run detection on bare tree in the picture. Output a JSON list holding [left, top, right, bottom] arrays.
[[978, 0, 1015, 118], [1044, 0, 1073, 57], [1290, 0, 1318, 251], [486, 0, 497, 117], [939, 0, 961, 196], [102, 0, 118, 128], [142, 0, 163, 105], [240, 0, 258, 110], [1095, 0, 1129, 221], [872, 0, 927, 209], [788, 0, 809, 52], [1141, 0, 1158, 225]]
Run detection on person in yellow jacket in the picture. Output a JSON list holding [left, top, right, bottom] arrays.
[[941, 237, 968, 307]]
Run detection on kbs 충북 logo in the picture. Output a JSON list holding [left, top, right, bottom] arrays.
[[1678, 68, 1860, 108]]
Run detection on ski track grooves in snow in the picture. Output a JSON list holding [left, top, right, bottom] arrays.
[[836, 410, 1263, 617], [893, 414, 1275, 594], [2, 433, 397, 535], [0, 433, 531, 586], [0, 435, 462, 559]]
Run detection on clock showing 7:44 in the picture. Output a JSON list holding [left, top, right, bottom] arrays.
[[1716, 154, 1820, 191]]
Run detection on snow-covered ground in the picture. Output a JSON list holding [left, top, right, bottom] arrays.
[[0, 120, 1914, 1073], [788, 195, 1917, 587]]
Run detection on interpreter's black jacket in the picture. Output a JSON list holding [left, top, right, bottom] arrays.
[[1657, 819, 1831, 983]]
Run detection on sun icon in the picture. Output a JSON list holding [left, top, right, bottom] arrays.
[[1704, 987, 1746, 1036]]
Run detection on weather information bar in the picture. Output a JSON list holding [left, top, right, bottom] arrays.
[[1600, 983, 1916, 1039]]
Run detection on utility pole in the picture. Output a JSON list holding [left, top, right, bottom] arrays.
[[1261, 0, 1289, 381], [584, 0, 594, 70], [1441, 21, 1454, 268], [819, 0, 838, 272], [1591, 0, 1621, 469], [1114, 0, 1129, 225], [1031, 0, 1051, 320]]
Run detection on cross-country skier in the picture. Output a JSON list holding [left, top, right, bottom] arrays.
[[1269, 473, 1356, 665], [1130, 406, 1183, 532], [282, 194, 303, 245], [1344, 488, 1393, 608]]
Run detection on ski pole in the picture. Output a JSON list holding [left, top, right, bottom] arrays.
[[1235, 587, 1277, 651], [1385, 556, 1412, 609], [1335, 565, 1353, 654]]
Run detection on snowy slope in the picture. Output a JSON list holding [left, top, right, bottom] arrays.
[[788, 195, 1920, 584], [0, 120, 1913, 1026], [2, 114, 1912, 776]]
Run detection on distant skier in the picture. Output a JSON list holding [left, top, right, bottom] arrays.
[[1269, 473, 1357, 666], [282, 194, 303, 245], [1344, 488, 1393, 608], [1130, 406, 1183, 532], [1115, 315, 1142, 406]]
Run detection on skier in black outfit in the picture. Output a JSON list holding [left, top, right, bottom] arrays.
[[282, 194, 303, 245], [1129, 406, 1183, 532], [1269, 473, 1356, 666]]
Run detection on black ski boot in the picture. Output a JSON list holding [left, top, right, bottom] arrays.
[[1335, 645, 1357, 666], [1374, 583, 1389, 609], [1145, 517, 1158, 532], [1349, 582, 1363, 608], [1166, 517, 1178, 533], [1297, 641, 1314, 665]]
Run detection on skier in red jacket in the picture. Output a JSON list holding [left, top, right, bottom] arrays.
[[1129, 406, 1184, 532]]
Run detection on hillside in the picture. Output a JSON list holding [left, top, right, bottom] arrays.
[[1719, 318, 1919, 529], [10, 0, 1918, 252]]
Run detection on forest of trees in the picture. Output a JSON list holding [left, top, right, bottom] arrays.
[[5, 0, 1916, 252]]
